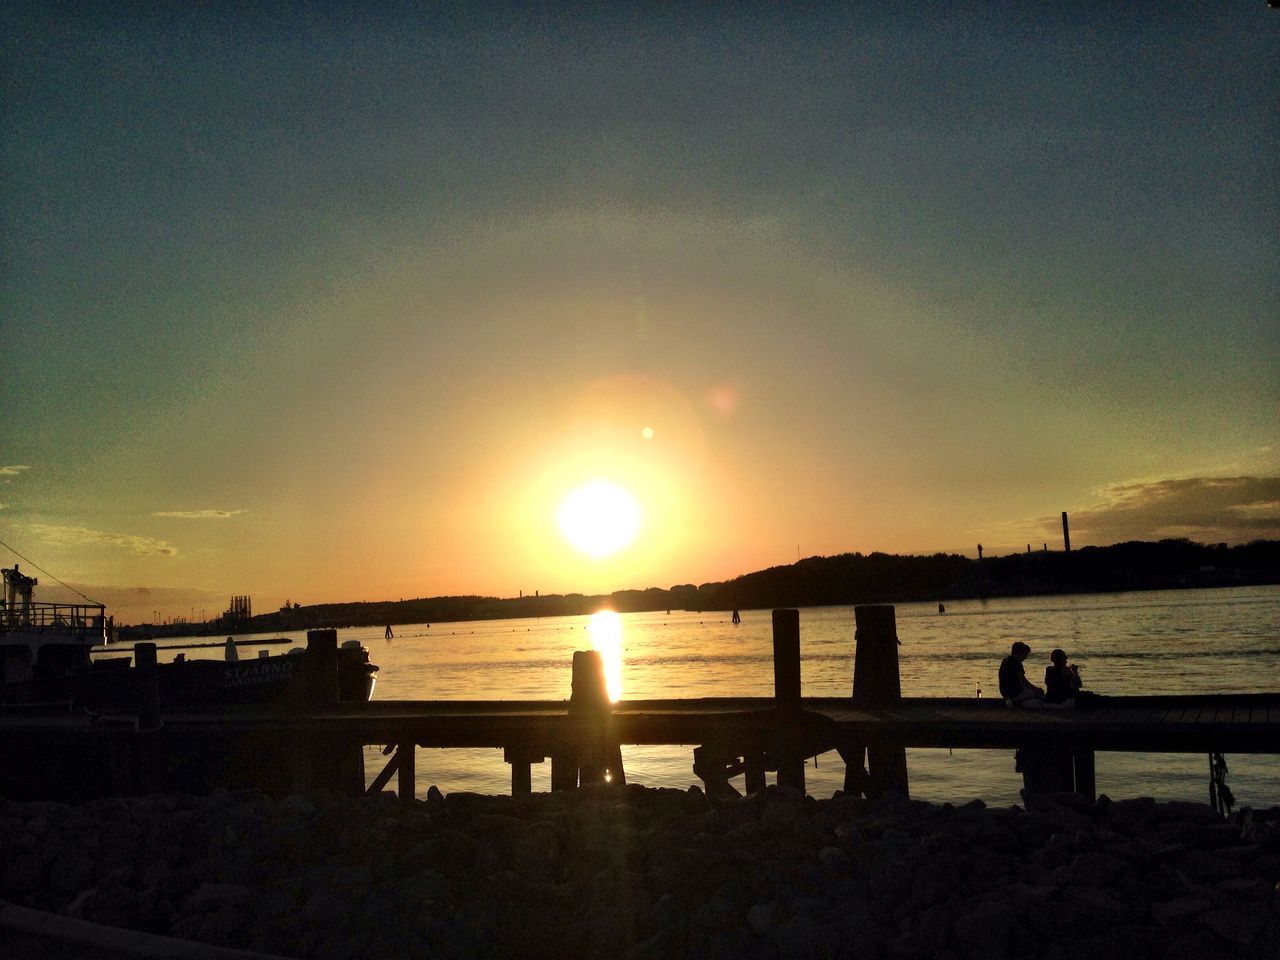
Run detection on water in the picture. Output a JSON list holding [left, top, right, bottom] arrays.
[[150, 586, 1280, 806]]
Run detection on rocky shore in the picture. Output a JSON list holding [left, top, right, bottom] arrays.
[[1, 785, 1278, 960]]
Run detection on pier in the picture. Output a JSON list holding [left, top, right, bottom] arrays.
[[2, 606, 1277, 806]]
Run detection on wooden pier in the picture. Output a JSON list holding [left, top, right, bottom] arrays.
[[2, 607, 1277, 806]]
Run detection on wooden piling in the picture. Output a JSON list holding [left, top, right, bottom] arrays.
[[305, 629, 340, 705], [744, 752, 766, 795], [568, 650, 624, 786], [504, 745, 544, 796], [134, 642, 160, 731], [850, 604, 909, 798], [1073, 747, 1097, 801], [550, 753, 578, 791], [772, 608, 805, 793], [397, 738, 416, 802]]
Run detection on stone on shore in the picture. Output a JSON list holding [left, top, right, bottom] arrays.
[[0, 786, 1277, 959]]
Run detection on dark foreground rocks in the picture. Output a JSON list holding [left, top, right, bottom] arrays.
[[1, 785, 1278, 960]]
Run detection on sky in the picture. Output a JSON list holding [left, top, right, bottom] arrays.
[[2, 4, 1277, 625]]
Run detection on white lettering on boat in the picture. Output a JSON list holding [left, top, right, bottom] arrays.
[[223, 659, 295, 688]]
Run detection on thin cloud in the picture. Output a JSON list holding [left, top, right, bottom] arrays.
[[1023, 476, 1280, 547], [152, 509, 249, 520], [0, 465, 30, 477], [27, 524, 178, 557]]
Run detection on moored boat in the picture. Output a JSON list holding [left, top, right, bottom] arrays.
[[1, 565, 376, 709]]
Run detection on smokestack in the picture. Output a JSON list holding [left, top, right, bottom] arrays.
[[1062, 511, 1071, 552]]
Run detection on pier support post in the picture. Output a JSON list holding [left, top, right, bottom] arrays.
[[773, 609, 805, 794], [505, 745, 544, 796], [745, 752, 766, 795], [134, 642, 160, 731], [848, 605, 909, 799], [1073, 747, 1097, 802], [550, 753, 577, 791], [397, 738, 416, 802]]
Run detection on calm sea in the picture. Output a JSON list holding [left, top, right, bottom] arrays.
[[150, 585, 1280, 807]]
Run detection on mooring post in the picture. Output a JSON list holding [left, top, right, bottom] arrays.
[[569, 649, 623, 786], [851, 604, 909, 798], [772, 608, 805, 793], [134, 642, 160, 731], [305, 629, 340, 704]]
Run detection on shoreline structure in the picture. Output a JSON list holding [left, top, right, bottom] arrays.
[[1, 785, 1277, 959]]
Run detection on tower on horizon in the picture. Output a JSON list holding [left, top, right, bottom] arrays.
[[1062, 512, 1071, 552]]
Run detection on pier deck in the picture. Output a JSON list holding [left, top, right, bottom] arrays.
[[136, 691, 1279, 753], [4, 605, 1277, 803], [3, 692, 1277, 803]]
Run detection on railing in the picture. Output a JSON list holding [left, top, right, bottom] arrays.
[[0, 601, 107, 635]]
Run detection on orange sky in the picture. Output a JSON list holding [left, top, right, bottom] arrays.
[[2, 6, 1277, 624]]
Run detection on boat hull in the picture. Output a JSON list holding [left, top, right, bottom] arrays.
[[0, 646, 377, 710]]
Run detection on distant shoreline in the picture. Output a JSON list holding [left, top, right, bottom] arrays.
[[118, 538, 1280, 639]]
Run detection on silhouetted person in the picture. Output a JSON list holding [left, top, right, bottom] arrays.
[[1044, 648, 1082, 704], [998, 641, 1043, 706]]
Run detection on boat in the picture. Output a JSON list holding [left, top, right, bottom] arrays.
[[1, 564, 376, 710]]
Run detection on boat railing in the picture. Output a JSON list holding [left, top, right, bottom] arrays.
[[1, 601, 107, 636]]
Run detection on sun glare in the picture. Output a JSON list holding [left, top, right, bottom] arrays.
[[556, 480, 642, 558], [587, 609, 624, 701]]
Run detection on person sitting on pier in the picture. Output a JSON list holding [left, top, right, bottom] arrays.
[[998, 642, 1044, 707], [1043, 648, 1082, 704]]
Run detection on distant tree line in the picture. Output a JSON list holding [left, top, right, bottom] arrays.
[[208, 538, 1279, 635]]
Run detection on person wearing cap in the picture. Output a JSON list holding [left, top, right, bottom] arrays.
[[998, 641, 1044, 705], [1044, 648, 1082, 704]]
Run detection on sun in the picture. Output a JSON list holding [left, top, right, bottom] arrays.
[[556, 480, 642, 558]]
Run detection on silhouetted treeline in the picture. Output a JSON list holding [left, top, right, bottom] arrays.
[[122, 539, 1280, 638]]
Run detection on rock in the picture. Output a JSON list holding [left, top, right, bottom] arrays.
[[2, 786, 1276, 960], [775, 914, 826, 959], [1063, 885, 1128, 924], [1162, 931, 1232, 960], [1060, 850, 1130, 886], [818, 846, 851, 873], [1174, 848, 1243, 882], [952, 902, 1011, 960], [280, 793, 317, 818], [1151, 895, 1211, 923], [1197, 906, 1263, 946], [509, 820, 562, 880], [186, 881, 252, 911], [746, 901, 777, 936], [1155, 801, 1223, 826]]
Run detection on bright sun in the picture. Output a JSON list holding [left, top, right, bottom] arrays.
[[556, 480, 642, 558]]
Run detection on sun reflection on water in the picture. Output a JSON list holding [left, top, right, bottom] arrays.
[[587, 609, 624, 702]]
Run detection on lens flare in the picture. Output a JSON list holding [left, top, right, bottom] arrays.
[[587, 609, 624, 702]]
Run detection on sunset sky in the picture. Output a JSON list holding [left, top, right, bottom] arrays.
[[3, 4, 1277, 624]]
